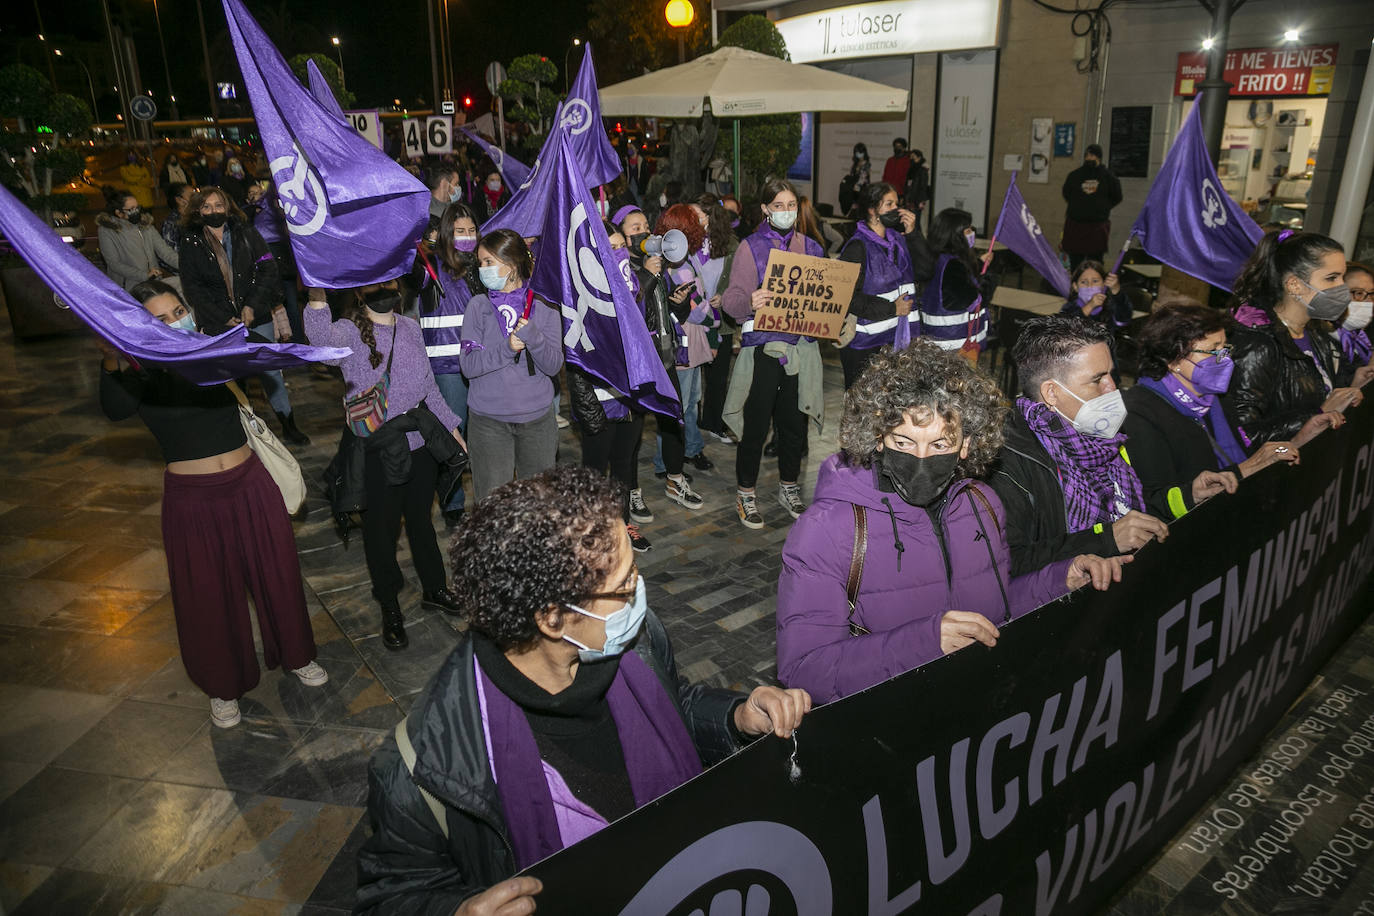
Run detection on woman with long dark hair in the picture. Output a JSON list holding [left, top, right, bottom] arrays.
[[836, 181, 919, 388], [910, 207, 995, 357]]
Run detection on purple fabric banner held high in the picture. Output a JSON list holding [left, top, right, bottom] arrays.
[[993, 173, 1072, 298], [305, 58, 346, 121], [223, 0, 428, 288], [0, 185, 348, 384], [564, 43, 623, 188], [458, 127, 532, 189], [1127, 97, 1263, 291]]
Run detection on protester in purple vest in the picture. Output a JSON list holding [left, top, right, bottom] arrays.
[[1334, 262, 1373, 367], [356, 465, 811, 914], [777, 342, 1126, 704], [460, 229, 564, 502], [909, 207, 995, 357], [837, 181, 920, 388], [420, 202, 479, 528], [721, 178, 826, 530], [1124, 302, 1297, 522], [1058, 259, 1131, 328]]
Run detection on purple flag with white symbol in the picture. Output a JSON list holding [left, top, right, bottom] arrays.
[[481, 105, 562, 236], [223, 0, 428, 288], [0, 185, 348, 383], [459, 126, 532, 189], [563, 43, 622, 187], [525, 129, 679, 419], [1127, 98, 1263, 290], [305, 58, 345, 120], [993, 173, 1071, 298]]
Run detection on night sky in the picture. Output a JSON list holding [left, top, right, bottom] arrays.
[[3, 0, 591, 118]]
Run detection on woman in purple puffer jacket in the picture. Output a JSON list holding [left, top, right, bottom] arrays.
[[776, 341, 1131, 704]]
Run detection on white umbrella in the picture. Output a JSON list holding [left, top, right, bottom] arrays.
[[599, 46, 908, 196]]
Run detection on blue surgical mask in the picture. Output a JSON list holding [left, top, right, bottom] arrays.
[[478, 265, 509, 290], [449, 186, 463, 204], [563, 577, 647, 663], [171, 314, 197, 333]]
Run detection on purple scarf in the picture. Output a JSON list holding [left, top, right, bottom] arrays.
[[487, 287, 527, 337], [1137, 374, 1248, 467], [1018, 397, 1145, 530], [477, 651, 701, 869], [1338, 326, 1371, 366]]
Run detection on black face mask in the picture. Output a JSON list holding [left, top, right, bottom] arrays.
[[124, 209, 141, 224], [878, 448, 961, 507], [627, 232, 650, 255], [202, 211, 228, 228], [878, 210, 904, 230], [363, 289, 401, 313]]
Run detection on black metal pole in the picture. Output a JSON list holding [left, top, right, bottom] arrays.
[[426, 0, 441, 110], [195, 0, 221, 136], [1197, 0, 1234, 163]]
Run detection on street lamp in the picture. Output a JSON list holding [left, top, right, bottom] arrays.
[[564, 37, 582, 94], [150, 0, 180, 119], [332, 36, 347, 92], [665, 1, 695, 64], [54, 49, 101, 123]]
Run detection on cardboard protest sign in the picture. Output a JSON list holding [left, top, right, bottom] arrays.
[[754, 249, 859, 340]]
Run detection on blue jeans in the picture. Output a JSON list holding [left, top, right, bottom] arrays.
[[653, 366, 703, 473], [250, 322, 292, 415], [434, 371, 469, 512]]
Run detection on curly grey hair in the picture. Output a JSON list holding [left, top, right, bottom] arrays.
[[839, 341, 1008, 477]]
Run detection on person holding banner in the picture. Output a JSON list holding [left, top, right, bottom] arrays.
[[909, 207, 994, 357], [356, 465, 811, 914], [101, 279, 326, 729], [776, 342, 1125, 704], [460, 229, 564, 502], [722, 178, 826, 529], [837, 181, 919, 388], [1227, 230, 1371, 446], [1058, 260, 1131, 329]]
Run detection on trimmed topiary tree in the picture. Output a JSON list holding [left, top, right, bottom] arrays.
[[288, 54, 356, 109]]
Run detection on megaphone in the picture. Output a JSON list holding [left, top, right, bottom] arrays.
[[638, 229, 690, 263]]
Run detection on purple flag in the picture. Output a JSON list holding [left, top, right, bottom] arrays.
[[222, 0, 428, 289], [524, 129, 679, 419], [563, 43, 622, 187], [305, 58, 345, 121], [459, 126, 532, 189], [0, 185, 348, 383], [1127, 98, 1263, 290], [993, 173, 1071, 298], [481, 105, 563, 237]]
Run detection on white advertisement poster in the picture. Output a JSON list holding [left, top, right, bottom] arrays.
[[812, 57, 913, 215], [933, 49, 997, 232], [776, 0, 1001, 64]]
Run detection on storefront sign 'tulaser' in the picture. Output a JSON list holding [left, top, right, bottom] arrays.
[[1176, 44, 1339, 97]]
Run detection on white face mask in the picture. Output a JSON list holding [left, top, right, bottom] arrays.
[[768, 210, 797, 231], [1052, 380, 1127, 439], [478, 264, 509, 290], [1344, 300, 1373, 331]]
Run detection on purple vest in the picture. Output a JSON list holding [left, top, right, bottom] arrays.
[[847, 222, 919, 350], [421, 275, 473, 375], [919, 254, 987, 352], [740, 226, 825, 349]]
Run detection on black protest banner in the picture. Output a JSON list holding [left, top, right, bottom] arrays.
[[525, 402, 1374, 915]]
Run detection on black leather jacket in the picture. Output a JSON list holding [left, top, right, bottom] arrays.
[[322, 406, 468, 516], [355, 612, 748, 914], [1223, 316, 1351, 445], [565, 366, 609, 436]]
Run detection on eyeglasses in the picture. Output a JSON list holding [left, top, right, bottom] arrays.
[[1351, 288, 1373, 302], [1191, 346, 1232, 363], [579, 564, 640, 605]]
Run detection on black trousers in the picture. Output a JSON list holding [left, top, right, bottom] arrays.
[[631, 412, 685, 488], [700, 333, 733, 434], [736, 352, 805, 489], [361, 448, 446, 605], [840, 346, 879, 390], [581, 413, 644, 520]]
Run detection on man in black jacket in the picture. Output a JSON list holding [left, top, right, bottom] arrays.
[[1061, 144, 1122, 271]]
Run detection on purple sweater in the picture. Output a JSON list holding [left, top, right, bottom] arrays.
[[304, 307, 461, 450], [460, 288, 564, 423], [777, 453, 1072, 703]]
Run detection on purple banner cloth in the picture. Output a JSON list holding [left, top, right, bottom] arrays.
[[993, 173, 1072, 298], [0, 185, 349, 384], [305, 58, 345, 121], [458, 126, 533, 189], [1127, 97, 1263, 291], [222, 0, 429, 289], [517, 128, 679, 419], [563, 43, 622, 188]]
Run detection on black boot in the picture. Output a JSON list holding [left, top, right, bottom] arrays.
[[275, 410, 311, 446], [423, 586, 463, 616], [381, 601, 408, 650]]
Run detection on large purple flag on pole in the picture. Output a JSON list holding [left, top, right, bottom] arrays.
[[993, 173, 1071, 298], [458, 126, 532, 188], [0, 186, 348, 383], [525, 129, 679, 419], [564, 43, 622, 187], [222, 0, 428, 288], [481, 104, 564, 237], [1126, 97, 1263, 290], [305, 58, 345, 121]]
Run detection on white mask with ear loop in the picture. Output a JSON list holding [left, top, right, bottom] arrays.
[[1052, 380, 1127, 439]]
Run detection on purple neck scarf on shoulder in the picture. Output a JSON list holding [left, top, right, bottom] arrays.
[[1137, 374, 1248, 467], [476, 650, 702, 870], [1018, 397, 1145, 530]]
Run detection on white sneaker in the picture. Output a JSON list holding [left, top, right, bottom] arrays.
[[628, 488, 654, 523], [292, 660, 329, 687], [665, 475, 705, 510], [210, 697, 241, 728], [778, 483, 806, 519]]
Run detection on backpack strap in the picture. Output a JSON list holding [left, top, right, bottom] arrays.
[[964, 484, 1012, 625], [395, 717, 450, 840], [846, 504, 870, 637]]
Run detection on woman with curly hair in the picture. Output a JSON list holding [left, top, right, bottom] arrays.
[[356, 465, 811, 914], [776, 342, 1128, 704]]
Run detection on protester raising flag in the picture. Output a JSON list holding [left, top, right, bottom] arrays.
[[305, 58, 346, 121], [1118, 96, 1263, 290], [564, 42, 623, 187], [222, 0, 428, 289], [459, 126, 532, 189], [992, 173, 1071, 298], [0, 186, 347, 382]]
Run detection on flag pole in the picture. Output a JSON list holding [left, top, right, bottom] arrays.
[[982, 173, 1014, 275], [1111, 233, 1133, 277]]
